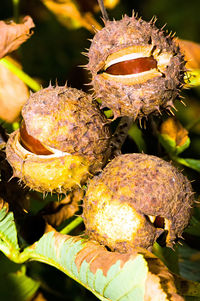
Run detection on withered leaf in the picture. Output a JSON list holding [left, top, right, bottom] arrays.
[[178, 39, 200, 70], [0, 16, 35, 59], [142, 250, 184, 301], [75, 240, 135, 276], [41, 0, 102, 32], [98, 0, 119, 10], [40, 188, 84, 227], [0, 197, 5, 211], [77, 0, 119, 13], [31, 291, 47, 301], [160, 117, 189, 147], [0, 56, 29, 122], [74, 239, 183, 299], [0, 150, 30, 216]]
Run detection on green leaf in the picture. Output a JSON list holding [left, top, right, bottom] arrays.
[[179, 243, 200, 282], [0, 204, 183, 301], [128, 123, 147, 152], [0, 58, 41, 92], [152, 242, 179, 274], [187, 69, 200, 87], [23, 231, 148, 301], [104, 109, 113, 119], [185, 216, 200, 236], [178, 277, 200, 299], [0, 254, 39, 301], [0, 202, 19, 256], [0, 200, 149, 301], [159, 133, 190, 155], [173, 157, 200, 172], [0, 268, 40, 301]]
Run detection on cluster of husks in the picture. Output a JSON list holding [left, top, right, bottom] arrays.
[[6, 85, 111, 193], [87, 14, 185, 119], [83, 154, 194, 252], [81, 14, 194, 252], [5, 12, 194, 255]]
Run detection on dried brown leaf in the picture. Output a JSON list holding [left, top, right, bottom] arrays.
[[74, 240, 183, 299], [145, 272, 168, 301], [0, 197, 9, 213], [41, 0, 102, 32], [140, 250, 184, 301], [145, 272, 183, 301], [75, 240, 135, 276], [28, 225, 184, 300], [160, 117, 189, 147], [0, 56, 29, 122], [40, 188, 84, 227], [77, 0, 119, 13], [0, 149, 30, 215], [0, 197, 5, 210], [99, 0, 119, 10], [0, 16, 35, 59], [31, 291, 47, 301], [190, 252, 200, 261], [176, 275, 200, 298], [178, 38, 200, 70]]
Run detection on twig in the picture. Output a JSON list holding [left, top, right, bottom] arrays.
[[60, 216, 83, 234], [97, 0, 109, 21], [0, 58, 41, 92], [110, 116, 133, 157], [12, 0, 20, 23]]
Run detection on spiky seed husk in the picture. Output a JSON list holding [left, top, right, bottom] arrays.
[[83, 153, 194, 252], [87, 15, 186, 119], [6, 85, 111, 193]]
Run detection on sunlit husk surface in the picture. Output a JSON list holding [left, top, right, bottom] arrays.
[[6, 85, 111, 193], [83, 154, 194, 252], [87, 15, 185, 119], [6, 131, 90, 193]]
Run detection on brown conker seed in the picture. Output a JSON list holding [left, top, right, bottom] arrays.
[[6, 85, 111, 193], [104, 56, 157, 76], [20, 121, 53, 155], [83, 153, 194, 252], [87, 14, 186, 120]]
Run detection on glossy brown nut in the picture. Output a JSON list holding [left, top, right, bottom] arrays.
[[105, 56, 157, 75], [20, 121, 53, 155]]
